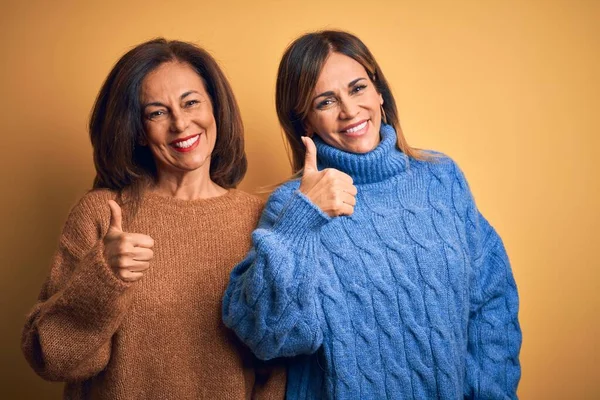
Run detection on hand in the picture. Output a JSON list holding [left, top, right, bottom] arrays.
[[103, 200, 154, 282], [299, 136, 357, 217]]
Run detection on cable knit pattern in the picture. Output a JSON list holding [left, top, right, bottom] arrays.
[[223, 124, 521, 399], [22, 189, 286, 400]]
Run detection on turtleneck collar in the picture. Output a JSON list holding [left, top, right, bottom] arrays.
[[313, 124, 409, 185]]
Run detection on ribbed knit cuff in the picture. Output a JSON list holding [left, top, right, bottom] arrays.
[[271, 191, 330, 253]]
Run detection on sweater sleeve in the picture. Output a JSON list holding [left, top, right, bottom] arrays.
[[21, 192, 134, 382], [456, 173, 522, 398], [222, 183, 329, 361]]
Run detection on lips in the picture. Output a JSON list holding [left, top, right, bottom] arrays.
[[340, 120, 369, 136], [170, 134, 200, 152]]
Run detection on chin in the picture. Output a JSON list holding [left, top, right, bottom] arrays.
[[353, 147, 376, 154], [350, 138, 379, 154]]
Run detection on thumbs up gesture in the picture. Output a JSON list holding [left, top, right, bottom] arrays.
[[103, 200, 155, 282], [299, 136, 357, 217]]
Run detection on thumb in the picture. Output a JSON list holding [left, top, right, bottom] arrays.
[[302, 136, 318, 174], [107, 200, 123, 232]]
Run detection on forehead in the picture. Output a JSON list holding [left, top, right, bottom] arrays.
[[313, 52, 369, 92], [141, 61, 207, 100]]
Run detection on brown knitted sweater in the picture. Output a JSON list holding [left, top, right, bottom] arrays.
[[21, 188, 286, 399]]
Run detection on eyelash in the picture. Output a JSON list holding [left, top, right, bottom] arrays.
[[146, 99, 200, 119], [315, 84, 368, 110], [316, 99, 334, 110], [352, 84, 367, 93], [148, 110, 165, 119]]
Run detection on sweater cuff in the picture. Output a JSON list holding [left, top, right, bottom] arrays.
[[271, 191, 330, 249]]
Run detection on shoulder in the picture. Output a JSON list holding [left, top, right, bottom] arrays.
[[231, 189, 265, 208], [60, 189, 118, 253], [411, 150, 458, 172], [65, 189, 117, 222], [410, 150, 476, 208], [251, 179, 301, 227], [264, 180, 300, 211], [66, 189, 118, 227], [74, 189, 117, 213], [268, 180, 300, 202], [411, 151, 471, 185], [229, 189, 265, 211]]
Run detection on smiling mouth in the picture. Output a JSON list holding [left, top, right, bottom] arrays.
[[171, 135, 199, 148], [170, 134, 200, 152], [341, 120, 368, 136]]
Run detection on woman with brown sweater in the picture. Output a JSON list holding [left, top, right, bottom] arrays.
[[21, 38, 285, 399]]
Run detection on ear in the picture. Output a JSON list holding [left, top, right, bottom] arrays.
[[379, 93, 384, 106], [303, 120, 314, 138]]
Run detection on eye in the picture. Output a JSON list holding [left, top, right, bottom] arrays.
[[316, 98, 336, 110], [184, 99, 200, 108], [146, 109, 167, 120], [351, 84, 368, 94]]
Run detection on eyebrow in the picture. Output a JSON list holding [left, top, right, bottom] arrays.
[[142, 90, 200, 110], [312, 78, 367, 102]]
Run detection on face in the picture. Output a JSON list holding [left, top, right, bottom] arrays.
[[305, 52, 383, 154], [140, 61, 217, 179]]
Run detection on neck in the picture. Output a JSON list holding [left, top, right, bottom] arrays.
[[151, 168, 227, 200]]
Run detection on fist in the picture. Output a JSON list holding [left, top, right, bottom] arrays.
[[299, 136, 357, 217], [103, 200, 154, 282]]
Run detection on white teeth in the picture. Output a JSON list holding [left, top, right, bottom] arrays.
[[345, 121, 368, 133], [173, 135, 199, 149]]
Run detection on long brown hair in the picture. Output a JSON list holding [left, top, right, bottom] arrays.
[[275, 30, 425, 174], [89, 38, 247, 200]]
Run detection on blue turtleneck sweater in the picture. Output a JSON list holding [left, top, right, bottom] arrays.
[[223, 125, 521, 399]]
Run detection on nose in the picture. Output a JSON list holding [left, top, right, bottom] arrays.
[[169, 108, 190, 133], [338, 97, 359, 120]]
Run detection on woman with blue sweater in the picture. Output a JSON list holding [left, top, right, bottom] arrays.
[[223, 30, 521, 399]]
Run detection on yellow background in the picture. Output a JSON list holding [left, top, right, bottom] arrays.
[[1, 0, 598, 398]]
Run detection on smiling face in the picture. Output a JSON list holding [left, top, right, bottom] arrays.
[[140, 61, 217, 181], [305, 52, 383, 154]]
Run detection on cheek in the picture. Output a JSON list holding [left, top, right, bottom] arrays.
[[309, 112, 337, 133], [193, 110, 218, 134], [143, 120, 168, 142], [202, 112, 217, 127]]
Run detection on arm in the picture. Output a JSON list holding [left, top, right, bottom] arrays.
[[222, 184, 329, 361], [457, 174, 522, 398], [21, 193, 134, 381]]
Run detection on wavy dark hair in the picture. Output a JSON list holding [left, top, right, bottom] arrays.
[[90, 38, 247, 199], [276, 30, 426, 173]]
